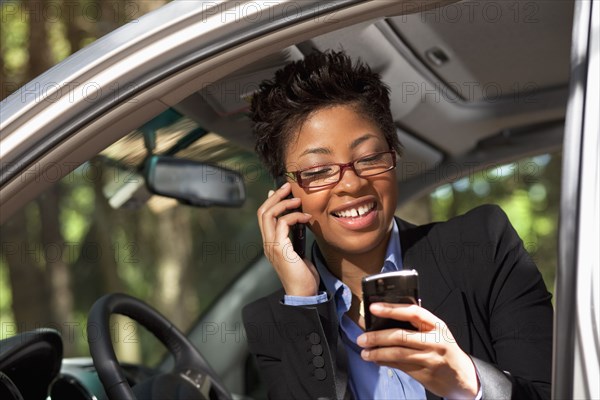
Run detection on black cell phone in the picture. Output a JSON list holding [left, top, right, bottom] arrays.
[[275, 177, 306, 259], [362, 270, 420, 331]]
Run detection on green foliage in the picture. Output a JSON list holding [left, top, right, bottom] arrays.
[[60, 180, 95, 244], [48, 16, 71, 63], [1, 2, 29, 84], [0, 258, 15, 327], [424, 153, 561, 295]]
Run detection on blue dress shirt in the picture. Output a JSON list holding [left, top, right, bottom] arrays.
[[284, 219, 427, 399]]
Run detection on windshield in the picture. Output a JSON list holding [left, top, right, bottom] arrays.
[[0, 110, 272, 365]]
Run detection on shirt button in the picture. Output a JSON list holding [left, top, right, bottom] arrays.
[[313, 356, 325, 368], [314, 368, 327, 381], [387, 369, 394, 378], [308, 332, 321, 344], [311, 344, 323, 356]]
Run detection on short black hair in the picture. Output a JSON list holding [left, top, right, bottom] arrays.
[[250, 50, 402, 178]]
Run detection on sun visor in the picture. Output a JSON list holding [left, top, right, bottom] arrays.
[[198, 46, 305, 117], [173, 46, 304, 148]]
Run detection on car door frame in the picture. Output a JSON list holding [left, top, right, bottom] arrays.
[[554, 0, 600, 398]]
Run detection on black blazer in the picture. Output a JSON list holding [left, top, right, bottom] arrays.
[[242, 205, 553, 399]]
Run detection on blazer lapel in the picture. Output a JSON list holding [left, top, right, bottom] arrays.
[[396, 217, 473, 361], [397, 217, 468, 400], [396, 217, 455, 312]]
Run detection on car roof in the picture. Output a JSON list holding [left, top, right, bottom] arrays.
[[0, 0, 573, 222]]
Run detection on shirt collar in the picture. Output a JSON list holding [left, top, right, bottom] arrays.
[[313, 219, 403, 320]]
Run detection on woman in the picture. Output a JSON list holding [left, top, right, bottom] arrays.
[[242, 50, 552, 400]]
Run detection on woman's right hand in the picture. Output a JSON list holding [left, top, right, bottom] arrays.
[[257, 182, 319, 296]]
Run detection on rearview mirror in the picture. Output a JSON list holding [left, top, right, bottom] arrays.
[[144, 155, 245, 207]]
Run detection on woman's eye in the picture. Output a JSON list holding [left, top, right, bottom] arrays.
[[358, 154, 384, 164], [302, 167, 334, 178]]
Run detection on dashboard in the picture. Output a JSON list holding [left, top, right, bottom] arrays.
[[0, 329, 156, 400]]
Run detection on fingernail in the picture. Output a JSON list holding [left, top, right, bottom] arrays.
[[371, 303, 384, 312], [356, 334, 366, 346], [361, 349, 370, 360], [268, 190, 274, 198], [281, 182, 290, 189]]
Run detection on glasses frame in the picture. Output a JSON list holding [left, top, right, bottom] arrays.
[[285, 150, 397, 189]]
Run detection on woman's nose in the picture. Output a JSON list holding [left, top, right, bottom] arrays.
[[334, 165, 364, 192]]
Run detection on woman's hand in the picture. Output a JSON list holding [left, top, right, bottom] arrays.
[[257, 182, 318, 296], [357, 303, 480, 399]]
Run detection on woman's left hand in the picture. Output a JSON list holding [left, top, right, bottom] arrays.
[[356, 303, 480, 399]]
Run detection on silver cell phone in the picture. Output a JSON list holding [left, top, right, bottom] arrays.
[[362, 269, 420, 331]]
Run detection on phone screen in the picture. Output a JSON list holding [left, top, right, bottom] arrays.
[[276, 177, 306, 259], [362, 270, 420, 331]]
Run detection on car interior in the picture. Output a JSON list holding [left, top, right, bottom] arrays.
[[0, 0, 583, 399]]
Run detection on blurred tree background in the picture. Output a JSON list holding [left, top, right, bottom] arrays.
[[1, 0, 166, 100], [396, 154, 561, 292], [1, 0, 561, 367]]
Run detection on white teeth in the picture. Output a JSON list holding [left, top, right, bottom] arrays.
[[333, 203, 374, 218]]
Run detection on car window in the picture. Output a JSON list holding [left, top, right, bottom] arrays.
[[0, 111, 273, 365], [396, 151, 561, 294]]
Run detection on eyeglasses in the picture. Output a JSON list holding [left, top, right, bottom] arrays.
[[285, 150, 396, 189]]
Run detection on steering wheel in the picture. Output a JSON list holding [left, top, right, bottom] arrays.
[[87, 293, 232, 400]]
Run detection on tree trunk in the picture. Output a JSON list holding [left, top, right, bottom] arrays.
[[92, 161, 124, 293], [97, 0, 120, 37], [2, 208, 54, 332], [24, 0, 53, 79], [37, 185, 77, 356], [154, 207, 193, 330], [62, 0, 84, 53], [0, 48, 10, 100]]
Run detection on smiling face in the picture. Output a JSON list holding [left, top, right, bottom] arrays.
[[284, 104, 398, 261]]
